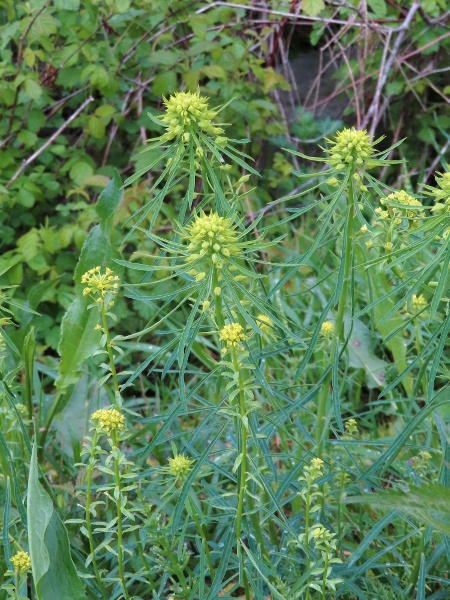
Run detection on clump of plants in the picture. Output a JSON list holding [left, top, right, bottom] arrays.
[[1, 90, 449, 600]]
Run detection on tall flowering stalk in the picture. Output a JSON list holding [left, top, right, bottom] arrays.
[[82, 266, 121, 402], [81, 408, 130, 600], [220, 322, 252, 600], [288, 127, 399, 458], [6, 551, 31, 600]]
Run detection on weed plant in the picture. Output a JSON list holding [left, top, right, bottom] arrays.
[[0, 90, 449, 600]]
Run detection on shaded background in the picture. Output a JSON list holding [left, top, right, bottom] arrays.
[[0, 0, 449, 348]]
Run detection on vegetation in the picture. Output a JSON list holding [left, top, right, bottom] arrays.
[[0, 1, 449, 599]]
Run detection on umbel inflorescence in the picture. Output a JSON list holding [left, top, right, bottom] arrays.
[[159, 90, 224, 142], [380, 190, 425, 226], [325, 127, 376, 170], [91, 408, 125, 436], [426, 165, 450, 211], [82, 266, 119, 306], [219, 323, 247, 354], [11, 551, 31, 574], [181, 211, 240, 279], [168, 453, 193, 481]]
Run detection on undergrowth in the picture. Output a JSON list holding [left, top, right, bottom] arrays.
[[0, 88, 449, 600]]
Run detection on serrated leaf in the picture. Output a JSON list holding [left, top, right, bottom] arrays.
[[24, 78, 42, 100], [153, 71, 177, 95], [302, 0, 325, 17]]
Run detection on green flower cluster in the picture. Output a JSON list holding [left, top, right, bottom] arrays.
[[219, 322, 247, 353], [182, 211, 241, 280], [91, 408, 125, 436], [380, 190, 425, 226], [159, 90, 224, 142], [426, 165, 450, 211], [11, 551, 31, 574], [82, 266, 119, 307], [168, 454, 193, 481], [325, 127, 375, 170], [320, 321, 334, 339]]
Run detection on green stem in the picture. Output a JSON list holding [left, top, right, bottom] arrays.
[[14, 572, 19, 600], [133, 530, 154, 591], [38, 390, 63, 459], [188, 496, 214, 581], [316, 168, 355, 459], [408, 529, 425, 589], [322, 553, 329, 600], [212, 266, 224, 330], [112, 432, 130, 600], [85, 430, 109, 600], [101, 304, 120, 401], [305, 480, 312, 600], [232, 347, 250, 600], [414, 317, 427, 398]]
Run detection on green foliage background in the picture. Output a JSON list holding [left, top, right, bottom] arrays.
[[0, 1, 449, 599]]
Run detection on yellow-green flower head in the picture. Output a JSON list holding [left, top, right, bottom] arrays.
[[418, 450, 431, 461], [320, 321, 334, 338], [312, 525, 328, 542], [81, 266, 120, 303], [91, 408, 125, 436], [182, 211, 240, 273], [412, 294, 427, 311], [257, 313, 273, 335], [303, 457, 324, 481], [160, 90, 223, 141], [219, 323, 247, 349], [345, 418, 358, 435], [426, 166, 450, 211], [11, 551, 31, 574], [380, 191, 425, 224], [326, 127, 374, 169], [168, 453, 193, 480]]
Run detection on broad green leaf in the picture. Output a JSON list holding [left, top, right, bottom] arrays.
[[302, 0, 325, 17], [25, 13, 57, 41], [367, 0, 387, 17], [95, 169, 123, 239], [153, 71, 177, 95], [27, 444, 87, 600], [346, 485, 450, 535], [87, 116, 105, 139], [54, 0, 80, 9], [367, 271, 413, 396], [345, 317, 387, 389], [24, 78, 42, 100], [191, 15, 208, 39], [56, 225, 120, 390], [201, 64, 226, 79]]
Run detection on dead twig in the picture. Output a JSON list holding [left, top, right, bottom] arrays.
[[6, 96, 94, 189], [361, 1, 420, 133]]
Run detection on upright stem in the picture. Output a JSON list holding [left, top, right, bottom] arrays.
[[85, 430, 109, 600], [305, 480, 312, 600], [414, 317, 427, 398], [188, 496, 214, 581], [316, 168, 355, 459], [39, 391, 62, 458], [112, 432, 130, 600], [322, 553, 329, 600], [232, 347, 250, 600], [101, 304, 120, 401], [212, 266, 224, 330]]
